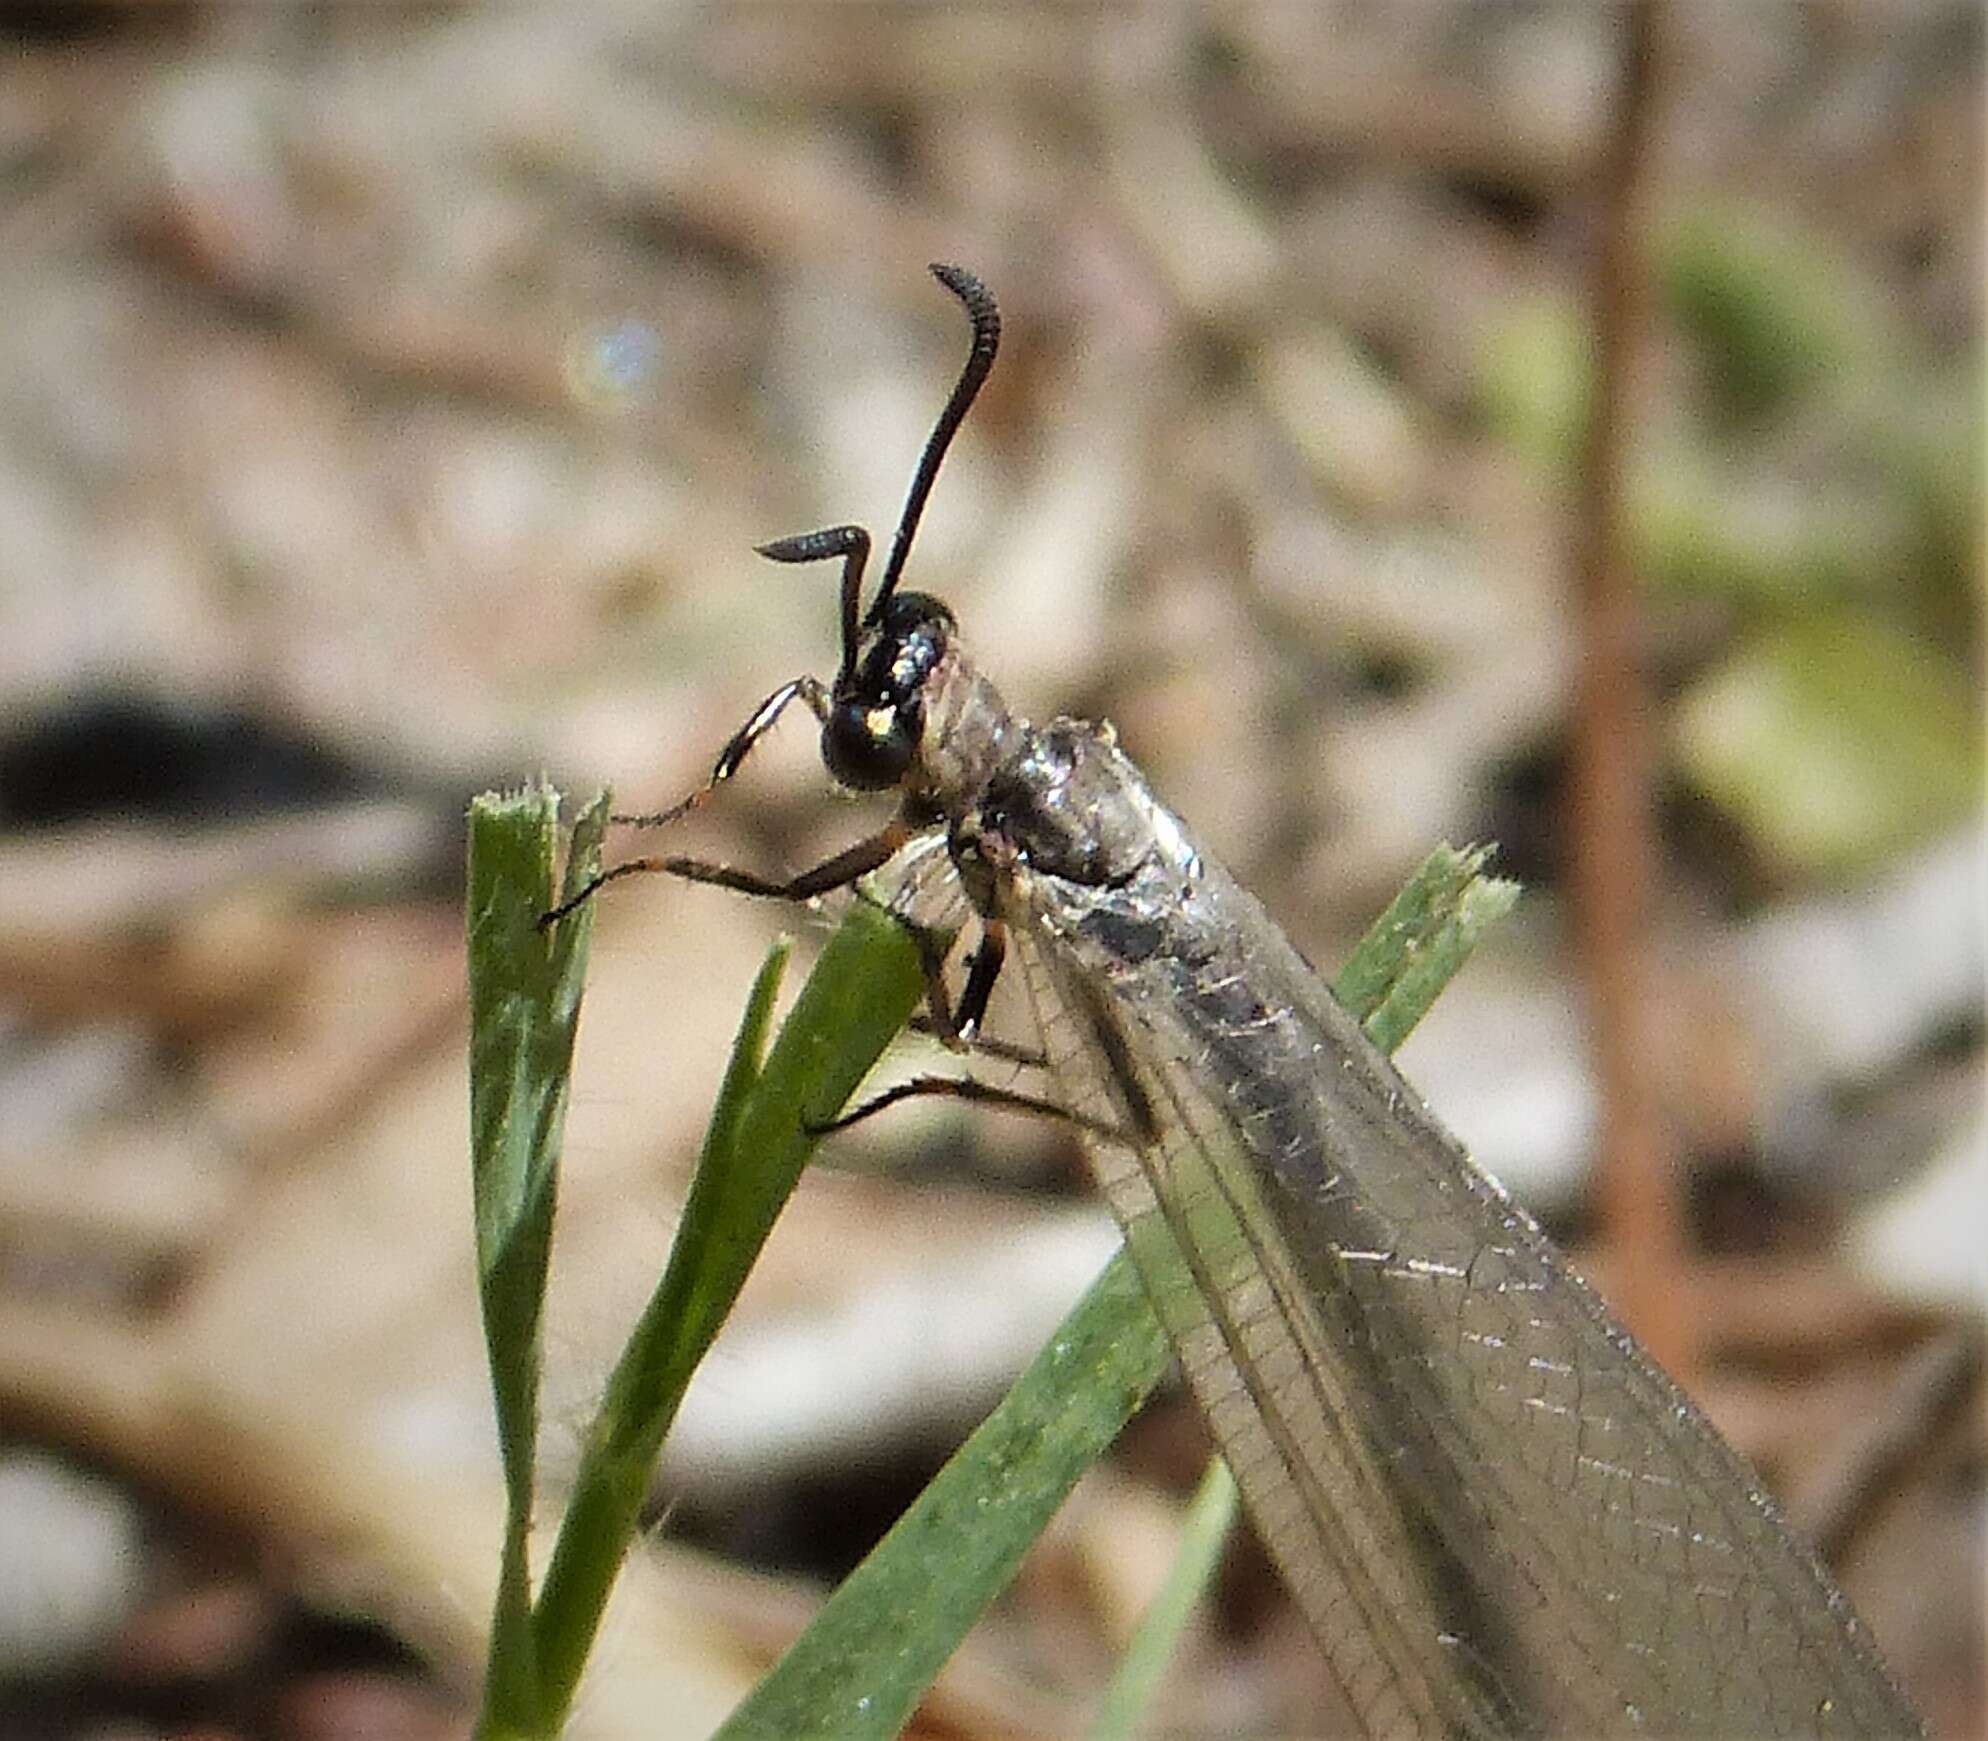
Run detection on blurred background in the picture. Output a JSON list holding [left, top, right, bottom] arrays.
[[0, 3, 1979, 1737]]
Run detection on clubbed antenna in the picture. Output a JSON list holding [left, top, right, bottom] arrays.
[[870, 264, 1001, 621], [757, 524, 871, 681]]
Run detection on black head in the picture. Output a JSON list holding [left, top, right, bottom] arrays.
[[820, 589, 955, 790], [755, 263, 1000, 793]]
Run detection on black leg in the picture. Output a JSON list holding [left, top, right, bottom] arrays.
[[673, 817, 915, 900], [539, 674, 843, 928], [611, 675, 830, 831], [807, 1073, 1128, 1144], [895, 913, 1011, 1055], [904, 1014, 1047, 1071], [954, 920, 1007, 1040], [540, 816, 915, 928], [899, 917, 969, 1050]]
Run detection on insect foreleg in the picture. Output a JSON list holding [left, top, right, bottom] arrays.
[[537, 675, 839, 928], [540, 813, 915, 929], [903, 1016, 1047, 1071], [807, 1073, 1128, 1144], [612, 675, 831, 831], [644, 817, 918, 903]]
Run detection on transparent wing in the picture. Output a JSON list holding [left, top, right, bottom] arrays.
[[1010, 860, 1919, 1741], [877, 827, 969, 933]]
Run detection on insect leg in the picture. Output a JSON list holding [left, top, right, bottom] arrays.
[[953, 921, 1007, 1040], [540, 815, 916, 928], [612, 675, 830, 831], [808, 1073, 1126, 1143], [903, 1017, 1047, 1071], [894, 913, 971, 1051], [648, 817, 921, 901], [538, 676, 841, 927], [893, 912, 1003, 1038], [887, 915, 1043, 1064], [810, 930, 1128, 1140]]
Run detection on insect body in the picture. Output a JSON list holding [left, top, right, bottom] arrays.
[[554, 267, 1921, 1739]]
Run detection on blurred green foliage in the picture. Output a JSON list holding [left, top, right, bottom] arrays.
[[1662, 206, 1865, 426], [1478, 202, 1982, 882], [1479, 294, 1594, 475], [1675, 608, 1980, 877]]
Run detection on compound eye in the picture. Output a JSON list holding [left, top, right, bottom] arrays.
[[822, 699, 915, 792]]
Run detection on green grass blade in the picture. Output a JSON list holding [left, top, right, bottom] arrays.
[[1086, 1458, 1240, 1741], [527, 898, 925, 1723], [723, 846, 1518, 1741], [716, 1252, 1171, 1741], [1351, 844, 1520, 1055], [466, 785, 608, 1734], [1330, 842, 1514, 1038]]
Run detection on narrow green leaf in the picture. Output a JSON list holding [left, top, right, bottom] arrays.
[[1351, 844, 1520, 1055], [528, 900, 925, 1722], [717, 1253, 1170, 1741], [466, 784, 607, 1736], [1330, 841, 1511, 1033], [1087, 1458, 1240, 1741]]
